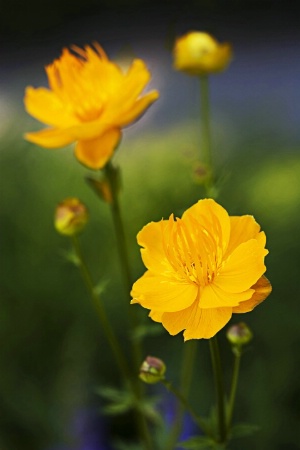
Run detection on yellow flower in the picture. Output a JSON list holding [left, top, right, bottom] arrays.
[[24, 43, 159, 169], [173, 31, 232, 76], [131, 199, 271, 340]]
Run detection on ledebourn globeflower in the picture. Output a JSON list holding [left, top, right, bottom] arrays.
[[173, 31, 232, 76], [24, 43, 159, 169], [131, 199, 271, 340]]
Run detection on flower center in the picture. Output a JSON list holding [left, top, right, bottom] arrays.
[[163, 216, 219, 288]]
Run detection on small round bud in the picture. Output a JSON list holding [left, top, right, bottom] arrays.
[[139, 356, 166, 384], [226, 322, 253, 347], [54, 198, 88, 236], [173, 31, 232, 76]]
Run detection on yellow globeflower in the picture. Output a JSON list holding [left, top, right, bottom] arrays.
[[24, 43, 159, 169], [173, 31, 232, 76], [131, 199, 271, 340]]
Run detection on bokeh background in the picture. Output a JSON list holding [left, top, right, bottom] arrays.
[[1, 0, 300, 449]]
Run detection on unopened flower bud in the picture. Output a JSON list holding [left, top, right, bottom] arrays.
[[139, 356, 166, 384], [173, 31, 232, 76], [54, 198, 88, 236], [226, 322, 253, 347]]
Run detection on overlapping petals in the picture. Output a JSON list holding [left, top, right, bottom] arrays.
[[131, 199, 272, 340], [24, 44, 159, 169]]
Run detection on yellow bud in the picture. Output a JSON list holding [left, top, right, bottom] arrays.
[[226, 322, 253, 347], [54, 198, 88, 236], [173, 31, 232, 76], [139, 356, 166, 384]]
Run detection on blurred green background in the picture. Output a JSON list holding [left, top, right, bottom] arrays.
[[1, 0, 300, 449]]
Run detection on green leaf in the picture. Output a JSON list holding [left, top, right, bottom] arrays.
[[131, 323, 163, 341], [96, 386, 135, 416], [177, 436, 216, 449], [93, 278, 110, 296], [60, 249, 80, 266], [113, 441, 142, 450], [230, 423, 260, 439]]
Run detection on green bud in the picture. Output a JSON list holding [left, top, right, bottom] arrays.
[[226, 322, 253, 347], [139, 356, 166, 384], [54, 198, 88, 236]]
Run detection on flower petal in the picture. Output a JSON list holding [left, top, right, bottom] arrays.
[[182, 199, 231, 256], [24, 87, 78, 127], [161, 300, 232, 340], [25, 127, 74, 148], [137, 220, 173, 273], [200, 283, 254, 308], [74, 128, 121, 169], [214, 239, 267, 293], [233, 275, 272, 313], [116, 91, 159, 127], [149, 310, 163, 322], [225, 215, 261, 256], [131, 271, 198, 312]]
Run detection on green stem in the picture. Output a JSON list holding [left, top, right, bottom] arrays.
[[165, 340, 197, 450], [227, 349, 242, 430], [161, 378, 210, 435], [71, 235, 130, 381], [209, 336, 226, 443], [103, 162, 152, 450], [200, 75, 215, 197], [71, 235, 152, 450], [104, 161, 133, 295]]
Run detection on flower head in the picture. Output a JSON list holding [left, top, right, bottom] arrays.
[[24, 43, 159, 169], [173, 31, 232, 76], [54, 197, 88, 236], [131, 199, 271, 340], [139, 356, 166, 384], [226, 322, 253, 346]]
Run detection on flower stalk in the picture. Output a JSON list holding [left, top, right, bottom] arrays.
[[165, 340, 197, 450], [209, 336, 227, 443], [71, 234, 152, 450], [227, 347, 242, 431], [200, 75, 215, 197], [71, 235, 131, 381]]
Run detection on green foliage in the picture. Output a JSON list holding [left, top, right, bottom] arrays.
[[229, 423, 260, 439], [178, 435, 224, 449]]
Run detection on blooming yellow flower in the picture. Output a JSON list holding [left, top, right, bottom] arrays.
[[173, 31, 232, 76], [24, 43, 159, 169], [131, 199, 271, 340]]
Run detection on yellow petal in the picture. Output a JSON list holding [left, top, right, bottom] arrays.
[[25, 128, 74, 148], [116, 91, 159, 127], [120, 59, 152, 101], [200, 283, 254, 309], [225, 215, 261, 256], [130, 271, 198, 312], [182, 199, 231, 256], [24, 87, 78, 128], [74, 128, 121, 169], [161, 300, 232, 340], [137, 220, 172, 273], [233, 275, 272, 313], [149, 310, 163, 322], [214, 239, 267, 293]]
